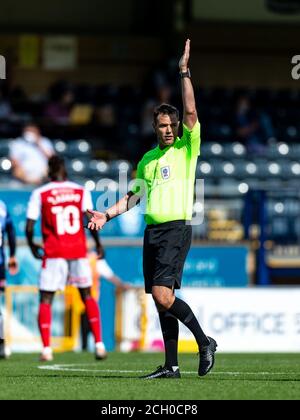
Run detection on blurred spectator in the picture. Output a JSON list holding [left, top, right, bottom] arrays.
[[10, 86, 29, 116], [94, 103, 116, 128], [44, 81, 74, 125], [9, 123, 54, 185], [0, 87, 13, 136], [141, 84, 172, 153], [91, 102, 118, 151], [235, 95, 275, 154]]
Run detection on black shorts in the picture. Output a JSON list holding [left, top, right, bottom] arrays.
[[0, 263, 5, 280], [143, 220, 192, 294]]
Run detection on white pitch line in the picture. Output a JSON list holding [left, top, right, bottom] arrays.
[[37, 364, 300, 376]]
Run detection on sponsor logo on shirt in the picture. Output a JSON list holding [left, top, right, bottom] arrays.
[[47, 192, 81, 205], [161, 166, 170, 180]]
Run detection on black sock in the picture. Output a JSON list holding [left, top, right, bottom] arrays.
[[159, 312, 179, 369], [168, 297, 210, 348]]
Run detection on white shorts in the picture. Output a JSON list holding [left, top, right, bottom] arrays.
[[96, 259, 115, 280], [40, 258, 92, 292]]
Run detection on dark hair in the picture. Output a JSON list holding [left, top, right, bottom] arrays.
[[153, 103, 179, 125], [22, 122, 40, 131], [48, 155, 67, 181]]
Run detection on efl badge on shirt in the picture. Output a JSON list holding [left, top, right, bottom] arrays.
[[161, 166, 170, 180]]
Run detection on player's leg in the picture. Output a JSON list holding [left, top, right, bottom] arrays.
[[141, 225, 180, 379], [38, 258, 66, 361], [38, 291, 55, 361], [153, 285, 217, 376], [80, 311, 89, 351], [78, 287, 107, 360], [153, 285, 210, 348], [153, 288, 180, 373], [0, 265, 7, 359], [158, 308, 179, 372], [70, 258, 107, 360], [140, 286, 181, 379], [142, 222, 217, 378], [151, 223, 217, 376], [164, 225, 217, 376]]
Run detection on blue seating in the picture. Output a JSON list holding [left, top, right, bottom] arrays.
[[0, 139, 10, 157]]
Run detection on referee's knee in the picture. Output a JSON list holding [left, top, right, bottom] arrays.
[[152, 289, 175, 310]]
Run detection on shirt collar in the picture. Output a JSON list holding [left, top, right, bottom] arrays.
[[156, 137, 179, 156]]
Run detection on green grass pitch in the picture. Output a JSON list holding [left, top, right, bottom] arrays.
[[0, 352, 300, 400]]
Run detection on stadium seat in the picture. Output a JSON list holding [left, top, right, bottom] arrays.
[[53, 140, 67, 154], [289, 161, 300, 178], [229, 160, 249, 179], [289, 144, 300, 158], [0, 174, 13, 185], [265, 143, 290, 159], [221, 161, 236, 177], [243, 177, 261, 189], [219, 178, 241, 191], [67, 158, 90, 176], [196, 161, 214, 178], [207, 159, 224, 178], [88, 160, 111, 178], [201, 143, 223, 159], [222, 143, 246, 159], [0, 140, 10, 157], [0, 157, 12, 173], [205, 122, 233, 141], [285, 126, 300, 141], [109, 160, 133, 177], [66, 140, 92, 158]]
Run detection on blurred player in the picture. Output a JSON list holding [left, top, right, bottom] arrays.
[[87, 40, 217, 379], [96, 257, 131, 291], [81, 254, 131, 351], [0, 200, 18, 359], [25, 155, 106, 361]]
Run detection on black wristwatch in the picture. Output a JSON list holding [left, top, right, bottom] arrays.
[[105, 212, 111, 222], [180, 68, 191, 78]]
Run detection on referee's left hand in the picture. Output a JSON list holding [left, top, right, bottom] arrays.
[[87, 210, 107, 231]]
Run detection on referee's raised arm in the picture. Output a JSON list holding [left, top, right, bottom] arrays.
[[179, 39, 198, 130]]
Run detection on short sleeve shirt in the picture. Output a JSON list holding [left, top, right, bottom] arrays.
[[9, 138, 54, 180], [131, 121, 201, 225], [27, 181, 93, 259]]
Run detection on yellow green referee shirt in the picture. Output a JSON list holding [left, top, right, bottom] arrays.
[[131, 121, 201, 225]]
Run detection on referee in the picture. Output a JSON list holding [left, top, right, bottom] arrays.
[[88, 39, 217, 379]]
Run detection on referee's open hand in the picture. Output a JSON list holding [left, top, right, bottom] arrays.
[[86, 209, 106, 231], [179, 38, 190, 72]]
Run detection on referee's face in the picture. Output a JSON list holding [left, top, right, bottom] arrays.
[[154, 113, 180, 149]]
